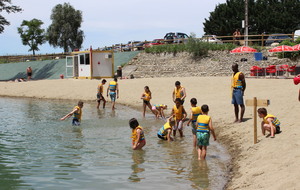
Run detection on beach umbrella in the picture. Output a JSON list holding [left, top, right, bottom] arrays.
[[292, 44, 300, 51], [230, 46, 258, 53], [268, 45, 295, 52]]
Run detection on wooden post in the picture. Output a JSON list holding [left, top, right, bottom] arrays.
[[253, 97, 257, 144]]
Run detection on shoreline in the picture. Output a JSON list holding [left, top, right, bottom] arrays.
[[0, 77, 299, 190]]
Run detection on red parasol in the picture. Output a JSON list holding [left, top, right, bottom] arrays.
[[268, 45, 295, 52], [292, 44, 300, 51], [230, 46, 258, 53]]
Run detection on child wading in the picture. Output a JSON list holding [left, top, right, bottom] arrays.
[[187, 98, 202, 147], [196, 104, 216, 160], [97, 79, 107, 109], [152, 104, 167, 119], [60, 101, 84, 126], [129, 118, 146, 150], [141, 86, 156, 117], [171, 98, 187, 137], [257, 108, 281, 138], [157, 117, 174, 141]]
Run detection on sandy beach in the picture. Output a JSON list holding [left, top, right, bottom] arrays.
[[0, 77, 299, 190]]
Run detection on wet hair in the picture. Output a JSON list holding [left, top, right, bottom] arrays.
[[201, 104, 209, 113], [102, 79, 107, 83], [190, 98, 197, 105], [129, 118, 139, 129], [175, 81, 181, 86], [257, 108, 267, 115], [175, 98, 182, 104], [78, 101, 84, 106]]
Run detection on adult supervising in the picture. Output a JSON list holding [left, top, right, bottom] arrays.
[[231, 63, 246, 123]]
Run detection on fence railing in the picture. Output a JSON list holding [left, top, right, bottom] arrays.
[[0, 53, 71, 64], [0, 33, 297, 63]]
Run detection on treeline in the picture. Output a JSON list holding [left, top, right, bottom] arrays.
[[204, 0, 300, 36]]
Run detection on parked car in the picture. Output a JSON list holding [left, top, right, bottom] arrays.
[[265, 34, 292, 46], [201, 35, 223, 44], [164, 32, 189, 44], [123, 41, 141, 51], [144, 39, 164, 48], [133, 41, 145, 51]]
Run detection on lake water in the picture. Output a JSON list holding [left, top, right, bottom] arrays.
[[0, 97, 230, 190]]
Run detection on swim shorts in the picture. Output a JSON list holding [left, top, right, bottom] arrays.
[[143, 100, 150, 105], [97, 93, 104, 102], [157, 133, 167, 140], [109, 92, 116, 102], [191, 122, 197, 135], [196, 132, 210, 146], [173, 120, 183, 131], [231, 88, 244, 105], [72, 118, 80, 126]]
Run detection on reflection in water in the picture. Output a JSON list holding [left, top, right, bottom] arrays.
[[128, 150, 145, 182], [188, 149, 210, 190]]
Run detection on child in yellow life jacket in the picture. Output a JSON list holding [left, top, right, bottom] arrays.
[[186, 98, 202, 147], [171, 98, 187, 137], [129, 118, 146, 150], [152, 104, 167, 119], [141, 86, 156, 117], [157, 117, 175, 141], [196, 104, 216, 160], [257, 108, 281, 138], [60, 101, 84, 126]]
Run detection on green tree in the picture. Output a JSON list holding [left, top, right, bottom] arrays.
[[0, 0, 22, 33], [47, 3, 84, 53], [17, 19, 46, 55], [203, 0, 300, 36]]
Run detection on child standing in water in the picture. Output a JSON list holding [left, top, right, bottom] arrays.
[[141, 86, 156, 117], [130, 118, 146, 150], [171, 98, 187, 137], [157, 116, 174, 141], [107, 77, 119, 110], [187, 98, 202, 147], [196, 104, 216, 160], [97, 79, 107, 109], [60, 101, 84, 126], [257, 108, 281, 138]]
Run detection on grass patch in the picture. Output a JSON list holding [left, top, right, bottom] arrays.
[[144, 38, 237, 58]]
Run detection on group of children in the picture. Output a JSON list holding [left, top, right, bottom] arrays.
[[60, 79, 283, 160]]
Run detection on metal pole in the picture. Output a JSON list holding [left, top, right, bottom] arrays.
[[245, 0, 249, 46]]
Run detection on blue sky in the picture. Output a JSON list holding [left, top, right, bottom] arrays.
[[0, 0, 226, 55]]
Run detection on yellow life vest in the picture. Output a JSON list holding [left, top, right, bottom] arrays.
[[109, 81, 117, 92], [174, 86, 184, 99], [231, 72, 243, 89], [73, 106, 82, 121], [191, 106, 202, 122], [173, 105, 183, 120], [131, 126, 145, 142], [197, 115, 210, 132], [158, 122, 172, 136], [263, 114, 280, 127], [143, 91, 151, 101]]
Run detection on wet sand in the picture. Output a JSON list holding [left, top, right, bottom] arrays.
[[0, 77, 299, 190]]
